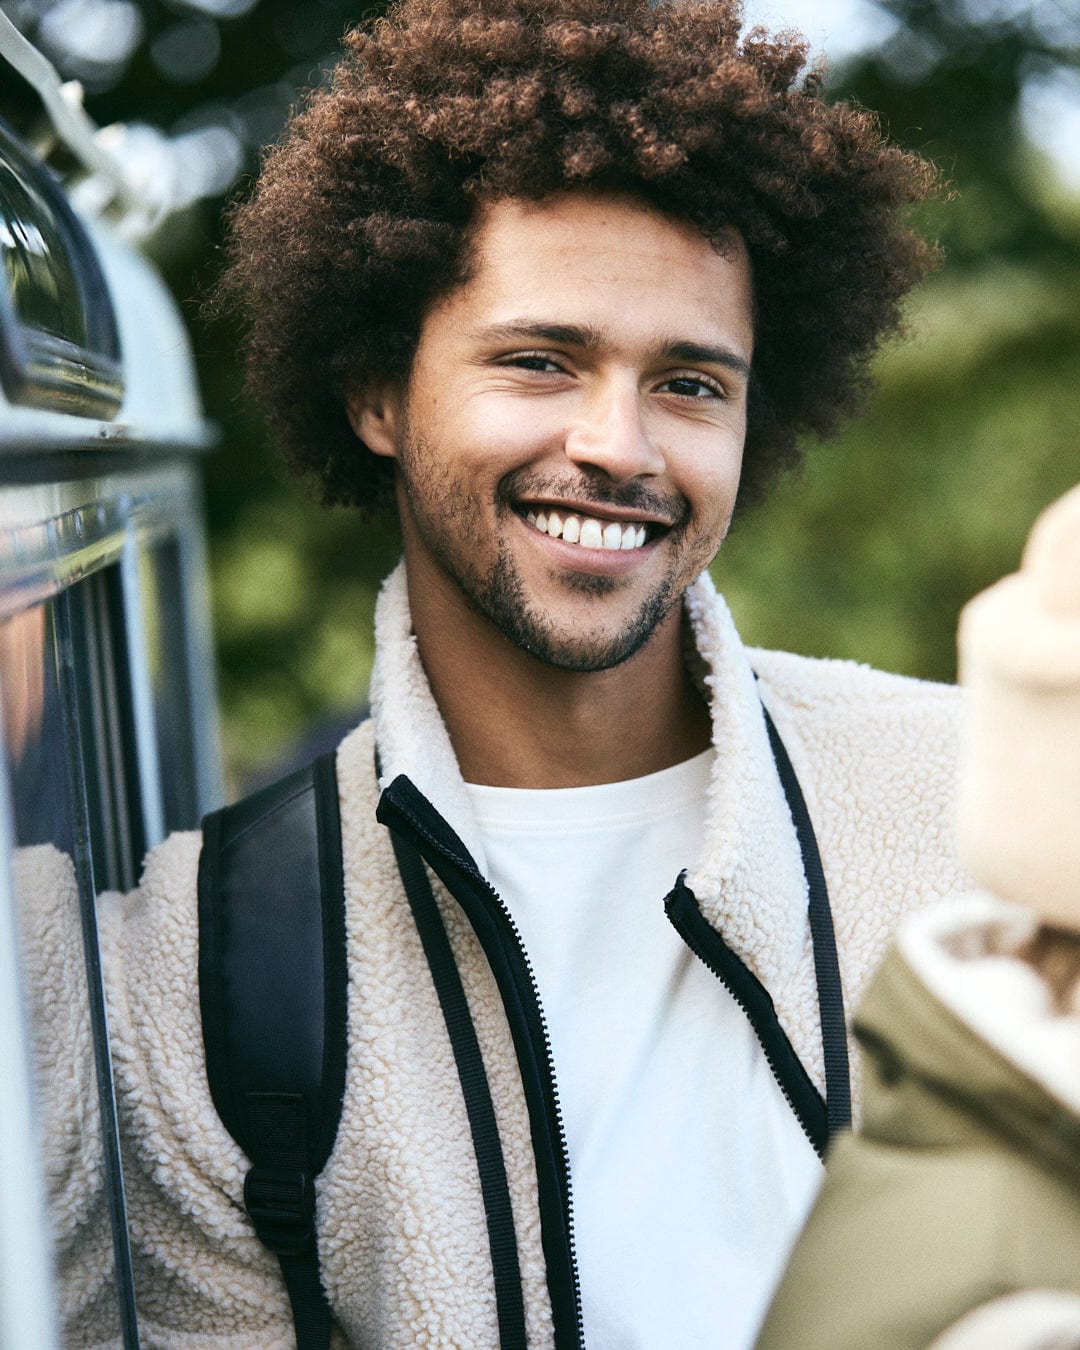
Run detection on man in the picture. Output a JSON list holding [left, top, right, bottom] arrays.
[[99, 1, 969, 1345]]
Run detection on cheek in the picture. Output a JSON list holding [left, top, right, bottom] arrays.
[[454, 399, 560, 478], [680, 442, 744, 520], [478, 395, 560, 443]]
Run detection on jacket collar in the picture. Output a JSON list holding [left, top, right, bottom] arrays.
[[369, 560, 809, 981], [859, 898, 1080, 1183], [893, 897, 1080, 1118]]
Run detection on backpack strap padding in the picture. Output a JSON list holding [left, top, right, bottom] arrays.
[[198, 751, 347, 1350]]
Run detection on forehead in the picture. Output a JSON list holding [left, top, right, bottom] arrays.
[[426, 191, 754, 356]]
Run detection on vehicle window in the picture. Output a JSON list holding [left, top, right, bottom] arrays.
[[136, 539, 208, 836], [64, 566, 145, 893], [0, 105, 219, 1350], [1, 591, 139, 1347]]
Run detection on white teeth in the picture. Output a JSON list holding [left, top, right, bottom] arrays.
[[524, 509, 652, 551], [579, 518, 604, 549]]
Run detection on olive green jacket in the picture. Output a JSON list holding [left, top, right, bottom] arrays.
[[756, 896, 1080, 1350]]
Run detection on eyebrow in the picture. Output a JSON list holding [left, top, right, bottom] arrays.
[[473, 321, 752, 380]]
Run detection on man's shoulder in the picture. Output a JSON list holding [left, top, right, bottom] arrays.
[[119, 716, 378, 920], [97, 829, 205, 962], [747, 650, 972, 1010], [749, 645, 962, 725], [748, 646, 964, 812]]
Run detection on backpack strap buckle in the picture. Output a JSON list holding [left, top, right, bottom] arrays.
[[243, 1167, 317, 1256]]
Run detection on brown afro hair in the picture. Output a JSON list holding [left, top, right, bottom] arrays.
[[216, 0, 940, 517]]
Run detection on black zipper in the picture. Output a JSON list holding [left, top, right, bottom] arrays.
[[377, 776, 586, 1350], [388, 827, 528, 1349], [665, 873, 829, 1160]]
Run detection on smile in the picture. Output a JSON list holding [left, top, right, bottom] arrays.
[[523, 508, 651, 551]]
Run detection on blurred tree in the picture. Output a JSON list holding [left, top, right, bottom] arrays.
[[3, 0, 1076, 784], [718, 0, 1080, 681]]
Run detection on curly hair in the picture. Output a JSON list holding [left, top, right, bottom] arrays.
[[216, 0, 940, 516]]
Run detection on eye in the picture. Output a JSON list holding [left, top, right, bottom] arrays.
[[658, 374, 725, 399], [504, 352, 564, 374]]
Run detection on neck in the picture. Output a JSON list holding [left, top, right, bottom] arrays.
[[407, 576, 711, 790]]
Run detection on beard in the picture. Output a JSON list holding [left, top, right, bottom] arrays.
[[460, 542, 687, 672], [395, 426, 705, 673]]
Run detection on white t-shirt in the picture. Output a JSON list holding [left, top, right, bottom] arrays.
[[464, 751, 822, 1350]]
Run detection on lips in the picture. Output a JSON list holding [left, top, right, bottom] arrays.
[[523, 508, 652, 551]]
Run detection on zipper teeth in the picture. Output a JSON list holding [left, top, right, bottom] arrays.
[[405, 815, 586, 1346], [669, 908, 823, 1161], [463, 863, 586, 1346]]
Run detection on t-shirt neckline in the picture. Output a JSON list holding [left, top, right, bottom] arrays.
[[463, 746, 714, 831]]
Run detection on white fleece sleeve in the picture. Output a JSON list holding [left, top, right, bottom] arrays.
[[97, 830, 312, 1349], [12, 844, 121, 1348]]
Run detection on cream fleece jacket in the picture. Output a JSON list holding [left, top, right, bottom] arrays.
[[31, 567, 969, 1348]]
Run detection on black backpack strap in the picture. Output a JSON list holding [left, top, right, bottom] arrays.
[[198, 751, 347, 1350]]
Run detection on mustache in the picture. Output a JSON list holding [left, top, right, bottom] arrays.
[[498, 469, 688, 524]]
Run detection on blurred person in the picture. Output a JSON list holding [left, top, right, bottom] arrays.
[[755, 484, 1080, 1350], [70, 0, 978, 1344]]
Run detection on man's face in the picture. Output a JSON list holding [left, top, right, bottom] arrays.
[[352, 191, 753, 672]]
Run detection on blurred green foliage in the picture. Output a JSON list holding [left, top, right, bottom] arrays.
[[718, 241, 1080, 678], [16, 0, 1075, 787], [720, 0, 1080, 680]]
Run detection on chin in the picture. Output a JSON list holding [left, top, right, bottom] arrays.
[[484, 590, 676, 674]]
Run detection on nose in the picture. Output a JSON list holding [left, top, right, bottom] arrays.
[[563, 379, 666, 482]]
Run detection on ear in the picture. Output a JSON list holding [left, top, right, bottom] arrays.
[[346, 382, 402, 460]]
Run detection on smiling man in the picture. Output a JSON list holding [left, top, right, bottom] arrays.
[[351, 192, 753, 787], [99, 2, 973, 1347]]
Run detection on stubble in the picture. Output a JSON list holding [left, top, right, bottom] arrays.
[[397, 429, 704, 673]]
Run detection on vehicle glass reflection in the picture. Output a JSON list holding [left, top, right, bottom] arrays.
[[137, 541, 199, 833], [0, 600, 125, 1348], [0, 155, 90, 350]]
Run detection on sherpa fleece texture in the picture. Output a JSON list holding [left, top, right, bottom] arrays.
[[33, 566, 969, 1347]]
